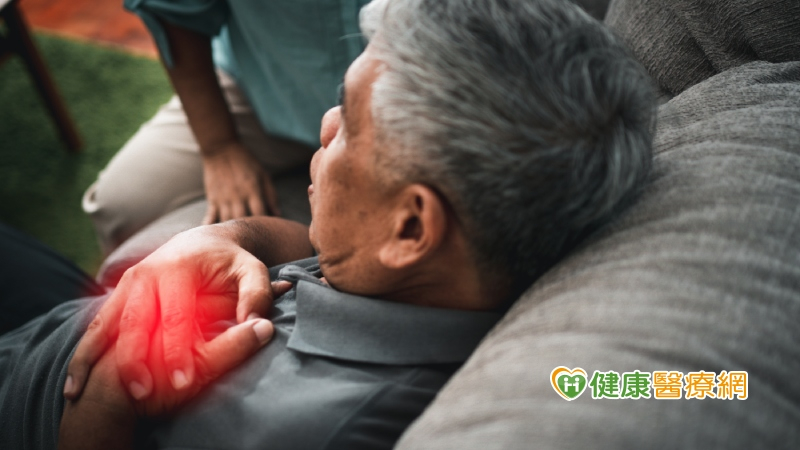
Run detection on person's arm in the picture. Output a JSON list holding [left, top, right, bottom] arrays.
[[211, 216, 314, 266], [161, 21, 281, 222], [63, 217, 312, 402], [59, 347, 136, 450]]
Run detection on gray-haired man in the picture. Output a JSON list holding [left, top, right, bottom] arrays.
[[0, 0, 654, 448]]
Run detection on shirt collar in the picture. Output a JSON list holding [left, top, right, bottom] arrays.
[[286, 281, 502, 365]]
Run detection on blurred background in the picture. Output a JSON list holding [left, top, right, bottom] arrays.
[[0, 0, 171, 275], [0, 0, 610, 278]]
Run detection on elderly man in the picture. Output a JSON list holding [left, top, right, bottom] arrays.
[[0, 0, 654, 448]]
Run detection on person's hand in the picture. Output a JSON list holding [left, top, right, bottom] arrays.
[[132, 314, 276, 418], [63, 225, 293, 402], [59, 315, 274, 450], [201, 141, 281, 224]]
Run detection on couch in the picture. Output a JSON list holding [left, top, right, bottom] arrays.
[[397, 0, 800, 447], [98, 0, 800, 447]]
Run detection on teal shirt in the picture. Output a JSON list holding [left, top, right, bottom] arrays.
[[124, 0, 370, 148]]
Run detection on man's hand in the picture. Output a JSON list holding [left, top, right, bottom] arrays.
[[59, 314, 275, 450], [63, 221, 303, 402], [133, 315, 276, 417], [202, 141, 281, 224]]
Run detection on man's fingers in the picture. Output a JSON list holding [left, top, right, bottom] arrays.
[[64, 287, 130, 399], [196, 293, 237, 325], [262, 177, 281, 217], [64, 307, 115, 399], [116, 278, 158, 399], [219, 203, 233, 223], [235, 259, 272, 323], [231, 200, 247, 220], [271, 280, 293, 298], [248, 194, 266, 217], [158, 273, 197, 391], [203, 204, 218, 225], [199, 319, 274, 381]]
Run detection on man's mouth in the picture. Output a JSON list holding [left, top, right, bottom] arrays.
[[308, 184, 315, 197]]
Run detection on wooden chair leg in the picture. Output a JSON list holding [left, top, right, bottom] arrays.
[[2, 0, 82, 152]]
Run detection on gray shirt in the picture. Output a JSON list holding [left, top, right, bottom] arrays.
[[0, 257, 501, 450]]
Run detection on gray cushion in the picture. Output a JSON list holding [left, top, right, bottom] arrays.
[[605, 0, 800, 96], [571, 0, 611, 20], [396, 61, 800, 449], [96, 170, 311, 287]]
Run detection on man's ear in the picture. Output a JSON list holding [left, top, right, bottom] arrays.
[[378, 184, 448, 269]]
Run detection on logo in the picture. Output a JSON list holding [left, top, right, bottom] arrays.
[[550, 366, 588, 401], [551, 368, 748, 401]]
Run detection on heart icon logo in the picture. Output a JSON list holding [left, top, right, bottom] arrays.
[[551, 367, 588, 401]]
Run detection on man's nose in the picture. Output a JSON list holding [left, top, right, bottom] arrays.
[[320, 106, 342, 149]]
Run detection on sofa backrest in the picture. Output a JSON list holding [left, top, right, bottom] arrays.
[[606, 0, 800, 96], [398, 2, 800, 446], [396, 57, 800, 450]]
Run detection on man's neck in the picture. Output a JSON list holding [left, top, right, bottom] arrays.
[[377, 252, 502, 311]]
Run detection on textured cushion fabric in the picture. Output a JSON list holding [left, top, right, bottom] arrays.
[[396, 61, 800, 449], [571, 0, 610, 20], [96, 170, 311, 287], [605, 0, 800, 96]]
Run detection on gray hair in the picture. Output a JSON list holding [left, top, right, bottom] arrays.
[[361, 0, 656, 293]]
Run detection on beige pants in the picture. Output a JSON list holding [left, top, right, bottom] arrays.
[[82, 70, 315, 254]]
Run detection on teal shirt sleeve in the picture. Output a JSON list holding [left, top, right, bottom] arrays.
[[125, 0, 371, 149], [123, 0, 231, 67]]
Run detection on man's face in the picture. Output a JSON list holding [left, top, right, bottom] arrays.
[[308, 45, 396, 295]]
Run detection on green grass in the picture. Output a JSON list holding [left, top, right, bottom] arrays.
[[0, 33, 173, 275]]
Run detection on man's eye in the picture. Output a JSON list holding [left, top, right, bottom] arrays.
[[337, 83, 345, 106]]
